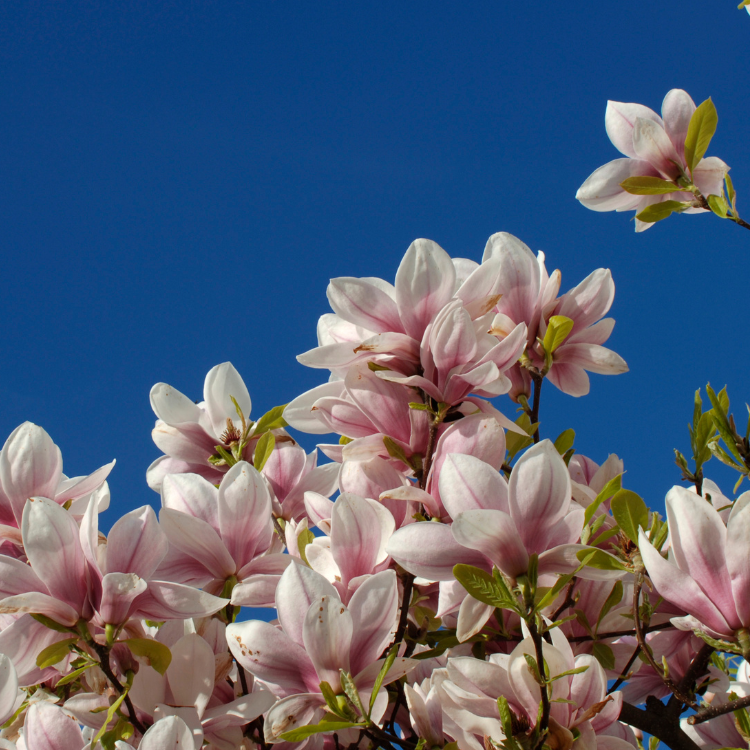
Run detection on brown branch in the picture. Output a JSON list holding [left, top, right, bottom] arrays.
[[530, 374, 543, 444], [91, 642, 147, 735], [567, 621, 675, 643], [619, 699, 701, 750], [550, 578, 577, 622], [607, 643, 641, 695], [528, 614, 551, 750], [688, 693, 750, 725]]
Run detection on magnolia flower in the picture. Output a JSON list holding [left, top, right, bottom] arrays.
[[639, 486, 750, 642], [0, 422, 113, 550], [438, 629, 635, 750], [155, 461, 292, 609], [147, 362, 255, 489], [227, 562, 416, 742], [0, 495, 228, 630], [0, 655, 20, 726], [576, 89, 730, 231]]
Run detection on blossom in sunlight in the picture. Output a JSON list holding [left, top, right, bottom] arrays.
[[639, 485, 750, 642], [577, 89, 729, 231]]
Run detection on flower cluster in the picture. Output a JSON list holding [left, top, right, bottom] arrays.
[[1, 113, 749, 749]]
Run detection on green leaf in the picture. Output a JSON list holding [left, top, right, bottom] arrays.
[[619, 176, 679, 195], [583, 474, 622, 528], [318, 681, 341, 715], [340, 671, 367, 719], [92, 690, 129, 747], [30, 613, 74, 633], [595, 581, 624, 633], [497, 695, 515, 738], [56, 662, 95, 686], [542, 315, 575, 354], [253, 405, 288, 434], [551, 665, 590, 681], [297, 528, 315, 566], [369, 643, 398, 712], [506, 414, 538, 462], [592, 642, 615, 670], [726, 173, 737, 216], [536, 563, 585, 611], [685, 98, 718, 174], [124, 638, 172, 675], [36, 638, 78, 668], [382, 436, 411, 467], [693, 630, 742, 655], [707, 194, 729, 219], [253, 431, 276, 471], [610, 490, 649, 543], [367, 361, 390, 372], [576, 548, 628, 572], [339, 435, 353, 445], [523, 653, 544, 684], [553, 429, 575, 456], [453, 565, 517, 610], [635, 201, 689, 224], [280, 720, 364, 742], [408, 402, 433, 412]]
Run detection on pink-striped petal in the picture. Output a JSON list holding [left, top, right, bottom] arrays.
[[661, 89, 696, 158], [439, 454, 509, 518], [605, 100, 662, 159], [106, 505, 169, 579], [24, 702, 84, 750], [327, 277, 405, 333]]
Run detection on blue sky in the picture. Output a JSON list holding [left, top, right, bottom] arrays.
[[1, 1, 748, 524]]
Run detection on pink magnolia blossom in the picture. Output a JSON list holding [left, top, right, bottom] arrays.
[[147, 362, 255, 489], [227, 561, 416, 742], [483, 234, 627, 397], [20, 702, 87, 750], [0, 495, 227, 630], [639, 486, 750, 640], [438, 629, 635, 750], [0, 422, 113, 551], [576, 89, 730, 231], [0, 655, 20, 726], [155, 462, 291, 609]]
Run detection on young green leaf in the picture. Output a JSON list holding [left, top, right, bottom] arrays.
[[592, 642, 616, 671], [553, 429, 575, 455], [542, 316, 575, 354], [280, 720, 364, 742], [253, 431, 276, 471], [340, 671, 367, 719], [369, 643, 398, 712], [610, 490, 649, 543], [583, 474, 622, 528], [92, 689, 131, 747], [576, 549, 628, 572], [684, 98, 718, 174], [253, 404, 288, 434], [56, 662, 96, 687], [619, 176, 678, 195], [635, 201, 689, 224], [595, 581, 624, 633], [30, 613, 74, 633], [36, 638, 78, 669], [707, 194, 729, 219], [124, 639, 172, 675], [452, 565, 517, 610]]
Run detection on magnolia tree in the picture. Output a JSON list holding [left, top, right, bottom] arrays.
[[0, 87, 750, 750]]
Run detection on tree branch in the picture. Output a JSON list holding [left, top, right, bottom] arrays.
[[688, 693, 750, 725], [619, 699, 701, 750], [530, 373, 543, 444]]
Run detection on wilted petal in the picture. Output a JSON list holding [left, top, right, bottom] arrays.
[[396, 238, 456, 339], [24, 702, 84, 750], [203, 362, 252, 439]]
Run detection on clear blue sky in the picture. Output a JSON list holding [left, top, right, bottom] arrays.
[[1, 1, 748, 524]]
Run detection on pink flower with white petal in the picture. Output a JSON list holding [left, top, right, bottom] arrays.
[[227, 561, 416, 742], [147, 362, 254, 490], [155, 462, 292, 610], [0, 495, 228, 631], [21, 702, 87, 750], [577, 89, 730, 231], [639, 486, 750, 642], [0, 422, 114, 551], [302, 491, 395, 602]]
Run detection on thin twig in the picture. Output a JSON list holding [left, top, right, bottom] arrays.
[[550, 578, 577, 621], [91, 642, 147, 735], [530, 374, 543, 444], [688, 693, 750, 725], [607, 643, 641, 695], [528, 614, 551, 750]]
